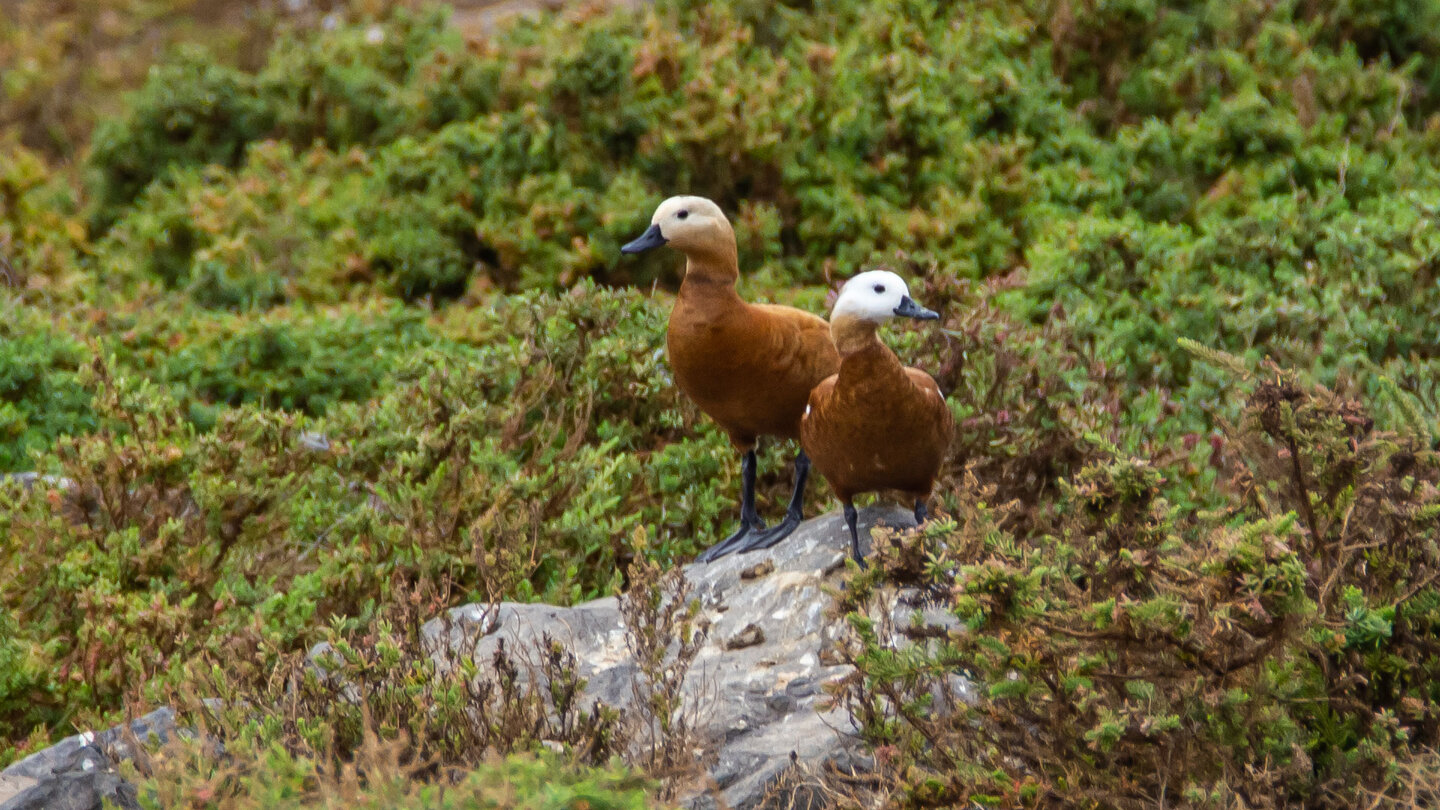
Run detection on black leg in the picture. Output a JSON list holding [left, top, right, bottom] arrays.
[[914, 498, 928, 525], [844, 500, 867, 569], [737, 448, 762, 528], [736, 450, 811, 553], [696, 450, 765, 563]]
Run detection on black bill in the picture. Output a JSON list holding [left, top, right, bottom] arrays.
[[620, 223, 667, 254], [894, 295, 939, 320]]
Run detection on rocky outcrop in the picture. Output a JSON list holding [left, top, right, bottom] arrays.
[[420, 505, 962, 809], [0, 709, 174, 810], [5, 506, 961, 810]]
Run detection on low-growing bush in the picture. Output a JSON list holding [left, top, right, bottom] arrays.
[[149, 306, 438, 419], [87, 51, 278, 232], [0, 144, 87, 299], [620, 548, 710, 794], [97, 141, 370, 307], [76, 0, 1440, 340], [0, 361, 334, 735], [131, 604, 649, 810], [0, 306, 96, 471], [0, 282, 793, 740], [115, 548, 708, 807], [126, 751, 652, 810], [1019, 190, 1440, 395], [832, 351, 1440, 808], [258, 6, 478, 151]]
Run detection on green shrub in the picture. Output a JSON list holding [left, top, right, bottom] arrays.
[[0, 144, 87, 299], [97, 140, 374, 307], [82, 6, 495, 243], [77, 0, 1440, 367], [158, 307, 437, 417], [834, 353, 1440, 808], [352, 132, 491, 299], [0, 365, 336, 736], [132, 752, 652, 810], [0, 308, 95, 471], [258, 6, 483, 150], [86, 51, 276, 230], [0, 283, 785, 740], [97, 302, 439, 427], [1019, 189, 1440, 396]]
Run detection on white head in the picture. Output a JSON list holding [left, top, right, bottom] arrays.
[[831, 269, 938, 323], [620, 195, 732, 255]]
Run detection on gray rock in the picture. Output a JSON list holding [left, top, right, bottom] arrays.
[[0, 776, 34, 808], [0, 473, 74, 492], [0, 744, 138, 810], [420, 504, 958, 810], [2, 709, 176, 783], [0, 709, 175, 810]]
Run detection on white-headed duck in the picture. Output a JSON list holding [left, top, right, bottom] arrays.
[[799, 269, 954, 565], [621, 196, 840, 560]]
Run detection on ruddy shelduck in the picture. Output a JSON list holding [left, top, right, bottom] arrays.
[[800, 269, 954, 566], [621, 196, 840, 560]]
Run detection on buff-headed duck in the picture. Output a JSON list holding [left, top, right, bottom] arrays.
[[621, 196, 840, 560]]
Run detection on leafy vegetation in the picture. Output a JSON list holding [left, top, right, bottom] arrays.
[[4, 0, 1440, 805], [833, 348, 1440, 808], [117, 572, 657, 809]]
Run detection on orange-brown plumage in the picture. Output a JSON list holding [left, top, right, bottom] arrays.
[[668, 283, 839, 450], [621, 195, 839, 560], [798, 269, 953, 564], [802, 324, 953, 502]]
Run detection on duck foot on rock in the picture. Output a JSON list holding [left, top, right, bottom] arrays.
[[696, 518, 767, 562], [696, 450, 765, 563], [733, 450, 812, 554]]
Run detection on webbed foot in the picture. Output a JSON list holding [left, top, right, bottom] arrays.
[[734, 450, 812, 554]]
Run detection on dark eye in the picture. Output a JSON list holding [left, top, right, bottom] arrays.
[[873, 284, 886, 293], [677, 210, 689, 220]]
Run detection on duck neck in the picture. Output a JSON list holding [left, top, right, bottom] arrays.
[[677, 242, 742, 306], [832, 316, 905, 391], [830, 314, 886, 358]]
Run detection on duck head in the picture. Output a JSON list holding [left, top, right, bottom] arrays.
[[832, 269, 938, 323], [621, 196, 735, 261], [830, 269, 937, 354]]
